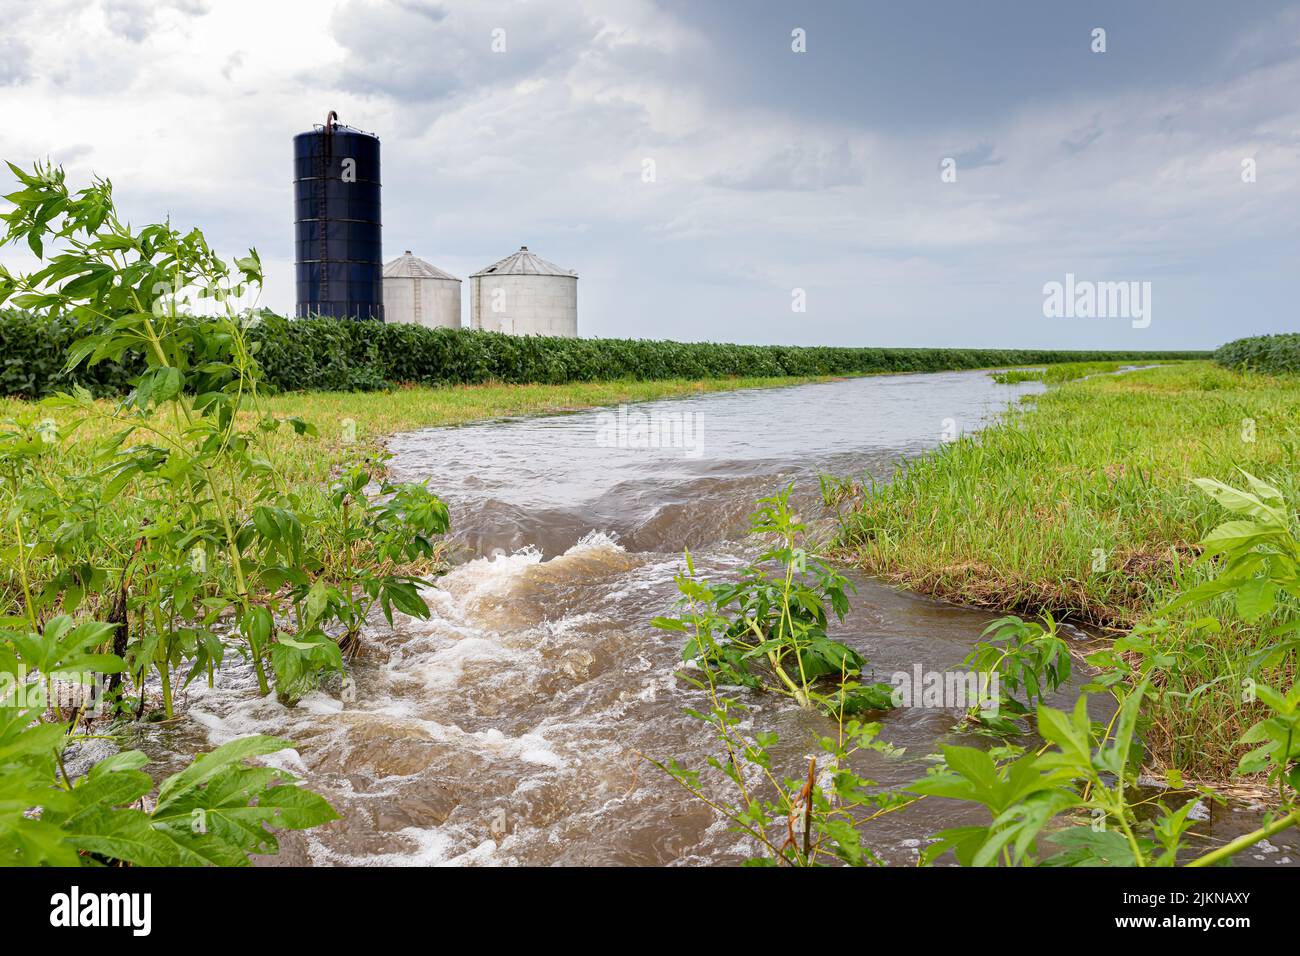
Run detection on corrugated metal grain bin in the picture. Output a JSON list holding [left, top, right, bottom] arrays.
[[470, 246, 577, 337], [293, 112, 383, 320], [383, 251, 462, 329]]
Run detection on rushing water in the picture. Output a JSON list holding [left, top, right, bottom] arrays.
[[137, 370, 1298, 866]]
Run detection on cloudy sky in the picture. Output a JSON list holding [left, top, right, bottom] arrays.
[[1, 0, 1297, 349]]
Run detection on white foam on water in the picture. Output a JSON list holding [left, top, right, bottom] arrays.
[[436, 545, 544, 606], [464, 726, 566, 768], [568, 529, 623, 553], [448, 839, 504, 867], [307, 825, 462, 867], [381, 635, 521, 694]]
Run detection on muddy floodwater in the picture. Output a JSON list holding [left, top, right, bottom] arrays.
[[123, 370, 1299, 866]]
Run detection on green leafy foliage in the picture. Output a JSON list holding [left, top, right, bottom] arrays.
[[0, 160, 451, 707], [0, 587, 337, 867], [0, 159, 456, 866], [648, 698, 912, 866], [1215, 333, 1300, 375], [654, 485, 892, 714], [911, 742, 1078, 866], [1165, 472, 1298, 625], [912, 472, 1300, 866], [3, 726, 336, 866], [962, 613, 1071, 733], [647, 487, 911, 865]]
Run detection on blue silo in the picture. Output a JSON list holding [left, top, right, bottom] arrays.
[[293, 112, 383, 320]]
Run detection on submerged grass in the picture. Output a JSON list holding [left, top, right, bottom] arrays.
[[989, 360, 1141, 384], [832, 361, 1300, 780]]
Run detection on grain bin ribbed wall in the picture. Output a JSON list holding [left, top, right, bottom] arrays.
[[383, 251, 462, 329], [470, 246, 577, 337], [293, 114, 383, 320]]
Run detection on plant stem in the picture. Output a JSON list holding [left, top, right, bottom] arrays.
[[159, 660, 173, 719], [767, 650, 806, 705], [12, 519, 39, 633]]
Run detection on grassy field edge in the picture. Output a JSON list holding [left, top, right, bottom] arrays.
[[829, 360, 1300, 781]]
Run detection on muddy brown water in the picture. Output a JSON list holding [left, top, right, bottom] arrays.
[[98, 370, 1298, 866]]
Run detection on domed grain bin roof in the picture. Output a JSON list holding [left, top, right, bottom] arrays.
[[384, 251, 461, 282], [470, 246, 577, 278]]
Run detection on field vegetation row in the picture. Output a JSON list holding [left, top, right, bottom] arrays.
[[1215, 332, 1300, 375], [0, 305, 1208, 400]]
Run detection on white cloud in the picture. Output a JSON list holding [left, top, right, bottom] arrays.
[[0, 37, 32, 86]]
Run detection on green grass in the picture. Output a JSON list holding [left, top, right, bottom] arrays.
[[832, 361, 1300, 780]]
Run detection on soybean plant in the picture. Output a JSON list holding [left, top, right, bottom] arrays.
[[962, 613, 1072, 734], [654, 486, 894, 715]]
